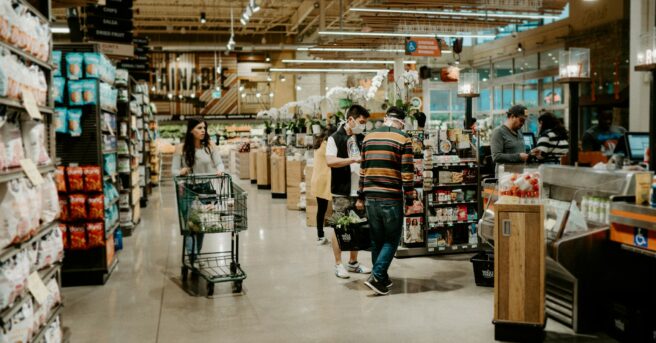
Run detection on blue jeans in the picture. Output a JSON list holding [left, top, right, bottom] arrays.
[[365, 199, 404, 281]]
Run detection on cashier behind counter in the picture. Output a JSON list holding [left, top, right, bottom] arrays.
[[582, 110, 626, 155], [490, 105, 529, 164]]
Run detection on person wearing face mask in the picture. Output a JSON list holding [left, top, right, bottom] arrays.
[[490, 104, 529, 165], [356, 106, 414, 295], [325, 104, 372, 279]]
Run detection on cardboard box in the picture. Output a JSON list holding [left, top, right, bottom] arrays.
[[256, 149, 270, 187], [287, 186, 301, 210], [286, 160, 306, 187], [249, 150, 258, 181], [306, 196, 318, 207], [306, 200, 332, 227], [271, 153, 286, 194], [238, 152, 250, 180]]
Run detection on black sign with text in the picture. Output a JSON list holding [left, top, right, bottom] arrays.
[[88, 28, 133, 43], [87, 16, 134, 31], [86, 5, 133, 20], [105, 0, 133, 8]]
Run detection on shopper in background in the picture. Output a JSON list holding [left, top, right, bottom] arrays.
[[490, 105, 529, 164], [582, 110, 626, 154], [311, 125, 336, 246], [172, 118, 225, 264], [357, 107, 414, 295], [326, 105, 372, 279], [531, 112, 569, 164]]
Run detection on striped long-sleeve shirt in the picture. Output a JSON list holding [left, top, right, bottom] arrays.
[[358, 126, 414, 200], [536, 130, 569, 162]]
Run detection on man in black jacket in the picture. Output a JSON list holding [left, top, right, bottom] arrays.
[[325, 105, 372, 279]]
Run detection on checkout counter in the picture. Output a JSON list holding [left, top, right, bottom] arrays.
[[479, 165, 648, 334]]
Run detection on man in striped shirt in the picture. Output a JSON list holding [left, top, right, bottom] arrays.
[[356, 107, 414, 295]]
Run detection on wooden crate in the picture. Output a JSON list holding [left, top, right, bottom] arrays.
[[238, 152, 250, 180], [493, 204, 545, 339], [271, 153, 286, 196], [256, 149, 271, 188], [249, 150, 258, 183], [286, 160, 306, 187]]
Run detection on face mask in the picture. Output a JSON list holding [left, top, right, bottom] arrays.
[[351, 122, 366, 134]]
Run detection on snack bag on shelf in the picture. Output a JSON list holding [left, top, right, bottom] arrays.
[[21, 178, 40, 237], [82, 79, 98, 105], [83, 52, 101, 78], [22, 120, 51, 165], [87, 194, 104, 220], [52, 50, 62, 77], [40, 174, 60, 224], [52, 77, 65, 104], [0, 180, 21, 248], [83, 166, 102, 192], [2, 120, 25, 168], [67, 80, 83, 106], [86, 222, 104, 248], [66, 166, 84, 192], [54, 107, 67, 134], [68, 194, 87, 220], [54, 166, 66, 193], [65, 52, 83, 80], [67, 108, 83, 136], [69, 225, 87, 250], [58, 198, 68, 222]]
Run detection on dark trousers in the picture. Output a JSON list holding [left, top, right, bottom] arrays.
[[365, 198, 404, 281], [316, 197, 329, 239]]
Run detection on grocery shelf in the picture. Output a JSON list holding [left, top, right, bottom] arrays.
[[0, 97, 54, 115], [427, 220, 478, 227], [0, 263, 61, 326], [428, 200, 479, 206], [433, 183, 478, 188], [31, 303, 64, 343], [0, 164, 55, 183], [0, 221, 58, 262], [0, 41, 53, 70], [106, 219, 120, 239]]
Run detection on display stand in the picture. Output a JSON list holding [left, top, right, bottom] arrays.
[[396, 129, 482, 257], [256, 148, 271, 190], [249, 150, 258, 184], [0, 0, 65, 337], [271, 147, 287, 198], [55, 43, 119, 286], [117, 76, 141, 236], [493, 204, 546, 342]]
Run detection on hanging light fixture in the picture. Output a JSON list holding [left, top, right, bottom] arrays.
[[200, 12, 206, 24], [227, 8, 236, 51], [250, 0, 261, 13]]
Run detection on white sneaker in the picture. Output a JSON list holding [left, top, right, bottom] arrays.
[[347, 262, 371, 274], [335, 264, 350, 279], [317, 237, 328, 246]]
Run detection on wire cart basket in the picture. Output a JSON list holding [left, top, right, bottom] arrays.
[[174, 174, 248, 295]]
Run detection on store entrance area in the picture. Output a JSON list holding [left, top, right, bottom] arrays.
[[61, 180, 593, 343]]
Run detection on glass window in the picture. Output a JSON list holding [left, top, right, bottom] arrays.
[[478, 88, 491, 112], [477, 67, 491, 82], [524, 79, 539, 108], [541, 49, 561, 70], [553, 84, 564, 105], [494, 60, 513, 78], [494, 86, 502, 110], [430, 113, 450, 122], [430, 90, 450, 111], [541, 77, 554, 106], [502, 85, 513, 109], [451, 91, 465, 112], [515, 54, 538, 74], [514, 84, 523, 105]]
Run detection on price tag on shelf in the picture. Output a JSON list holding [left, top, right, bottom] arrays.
[[472, 244, 478, 249], [20, 159, 44, 186], [428, 248, 434, 252], [21, 89, 42, 120], [452, 246, 459, 250], [439, 247, 446, 251], [27, 272, 49, 305]]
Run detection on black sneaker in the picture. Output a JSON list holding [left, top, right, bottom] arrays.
[[383, 277, 393, 288], [365, 275, 390, 295]]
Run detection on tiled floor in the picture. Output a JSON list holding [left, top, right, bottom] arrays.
[[62, 180, 616, 342]]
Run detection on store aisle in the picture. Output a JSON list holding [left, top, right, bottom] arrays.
[[62, 180, 604, 343]]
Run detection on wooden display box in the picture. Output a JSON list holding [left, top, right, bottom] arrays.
[[249, 150, 258, 184], [494, 204, 545, 342], [287, 187, 301, 210], [306, 200, 332, 227], [305, 165, 314, 196], [256, 149, 271, 189], [271, 152, 286, 197], [238, 152, 250, 180], [286, 160, 306, 187]]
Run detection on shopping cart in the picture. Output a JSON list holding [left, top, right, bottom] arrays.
[[174, 174, 247, 295]]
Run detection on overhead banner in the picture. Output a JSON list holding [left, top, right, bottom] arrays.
[[405, 37, 442, 57]]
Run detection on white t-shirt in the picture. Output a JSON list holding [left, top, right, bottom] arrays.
[[326, 136, 359, 197]]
